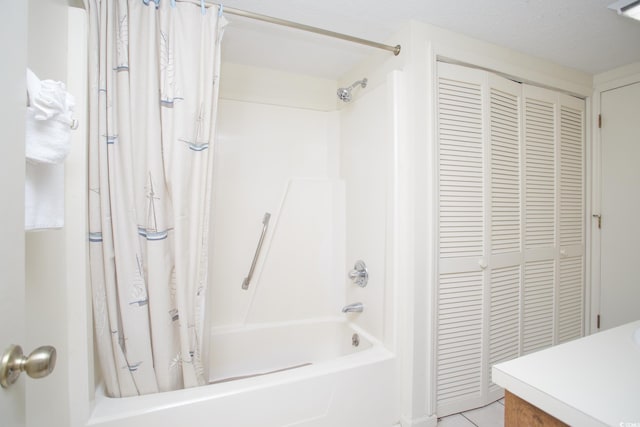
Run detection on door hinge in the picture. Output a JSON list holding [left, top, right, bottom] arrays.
[[597, 314, 601, 329], [598, 114, 602, 128]]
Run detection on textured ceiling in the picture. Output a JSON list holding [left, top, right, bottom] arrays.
[[218, 0, 640, 79]]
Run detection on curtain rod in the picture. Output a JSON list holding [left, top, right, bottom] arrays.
[[224, 6, 401, 56], [177, 0, 401, 56]]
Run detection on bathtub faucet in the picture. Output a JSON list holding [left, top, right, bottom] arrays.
[[341, 302, 364, 313]]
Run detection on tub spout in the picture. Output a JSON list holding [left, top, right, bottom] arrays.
[[341, 302, 364, 313]]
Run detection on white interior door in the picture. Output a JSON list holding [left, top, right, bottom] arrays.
[[599, 81, 640, 330], [0, 1, 28, 426], [1, 3, 85, 427]]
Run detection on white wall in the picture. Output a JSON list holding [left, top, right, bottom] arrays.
[[220, 62, 337, 111]]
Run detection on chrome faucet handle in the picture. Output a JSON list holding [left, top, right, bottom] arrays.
[[348, 260, 368, 287]]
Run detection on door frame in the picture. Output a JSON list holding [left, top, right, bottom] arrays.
[[590, 63, 640, 334], [64, 5, 94, 427], [0, 1, 28, 425]]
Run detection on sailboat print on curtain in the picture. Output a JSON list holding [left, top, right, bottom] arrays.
[[160, 30, 183, 107], [101, 90, 118, 145], [179, 104, 209, 151], [138, 173, 171, 240], [105, 134, 118, 145], [88, 187, 102, 242], [114, 13, 129, 72], [128, 254, 149, 307], [125, 361, 143, 372]]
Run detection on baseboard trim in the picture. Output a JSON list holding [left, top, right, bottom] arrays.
[[399, 414, 437, 427]]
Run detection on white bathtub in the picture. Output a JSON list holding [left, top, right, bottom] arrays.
[[87, 318, 397, 427]]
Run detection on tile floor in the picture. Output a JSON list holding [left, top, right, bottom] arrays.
[[436, 399, 505, 427]]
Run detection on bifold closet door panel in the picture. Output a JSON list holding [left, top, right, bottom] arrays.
[[522, 85, 557, 354], [487, 74, 523, 390], [557, 94, 585, 343], [520, 86, 585, 350], [436, 65, 526, 413], [436, 62, 487, 414], [436, 63, 527, 414]]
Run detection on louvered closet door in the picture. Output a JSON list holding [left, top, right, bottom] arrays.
[[521, 86, 585, 352], [436, 62, 487, 416], [487, 74, 522, 399], [556, 94, 585, 343], [435, 63, 585, 417], [436, 64, 524, 415], [522, 85, 558, 354]]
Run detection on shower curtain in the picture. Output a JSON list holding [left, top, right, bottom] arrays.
[[86, 0, 225, 397]]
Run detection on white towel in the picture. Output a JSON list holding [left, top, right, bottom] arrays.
[[25, 68, 75, 164], [25, 68, 75, 231], [25, 163, 65, 230]]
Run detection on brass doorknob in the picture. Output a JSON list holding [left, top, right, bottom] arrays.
[[0, 344, 57, 388]]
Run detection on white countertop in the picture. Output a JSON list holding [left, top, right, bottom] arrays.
[[492, 320, 640, 427]]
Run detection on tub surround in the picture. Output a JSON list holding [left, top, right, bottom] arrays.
[[492, 320, 640, 427]]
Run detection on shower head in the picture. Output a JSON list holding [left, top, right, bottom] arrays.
[[337, 78, 368, 102]]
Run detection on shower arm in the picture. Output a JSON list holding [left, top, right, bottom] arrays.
[[347, 79, 367, 91]]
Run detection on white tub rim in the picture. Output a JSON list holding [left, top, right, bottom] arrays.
[[88, 318, 392, 424]]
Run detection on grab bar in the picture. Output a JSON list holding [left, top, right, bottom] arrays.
[[241, 212, 271, 290]]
